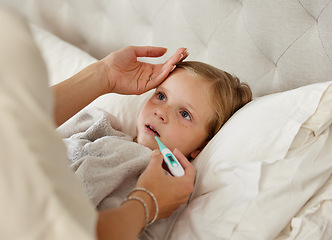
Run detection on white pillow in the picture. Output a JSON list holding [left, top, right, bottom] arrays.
[[169, 81, 332, 240], [89, 92, 153, 137], [30, 24, 97, 86]]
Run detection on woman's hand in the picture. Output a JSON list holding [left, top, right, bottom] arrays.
[[133, 149, 196, 220], [97, 149, 195, 240], [53, 46, 188, 126], [101, 46, 189, 95]]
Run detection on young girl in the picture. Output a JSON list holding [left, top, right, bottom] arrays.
[[136, 61, 252, 159], [58, 59, 252, 238]]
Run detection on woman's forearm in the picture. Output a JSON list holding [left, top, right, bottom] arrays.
[[97, 203, 144, 240], [97, 190, 155, 240], [52, 61, 109, 126]]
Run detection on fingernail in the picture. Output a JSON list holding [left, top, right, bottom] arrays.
[[171, 65, 176, 72], [152, 149, 161, 155], [180, 53, 184, 61]]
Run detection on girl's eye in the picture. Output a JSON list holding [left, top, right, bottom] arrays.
[[157, 92, 166, 101], [181, 111, 191, 120]]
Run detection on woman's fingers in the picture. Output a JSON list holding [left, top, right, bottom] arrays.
[[165, 47, 189, 66], [173, 148, 196, 180], [154, 47, 189, 85], [131, 46, 168, 58]]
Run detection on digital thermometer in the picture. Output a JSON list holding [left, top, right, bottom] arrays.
[[155, 136, 185, 177]]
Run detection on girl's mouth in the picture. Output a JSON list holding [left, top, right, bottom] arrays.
[[146, 125, 160, 137]]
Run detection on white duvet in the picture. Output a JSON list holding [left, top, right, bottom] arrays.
[[32, 25, 332, 240]]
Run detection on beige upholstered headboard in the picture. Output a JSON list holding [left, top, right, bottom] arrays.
[[1, 0, 331, 97]]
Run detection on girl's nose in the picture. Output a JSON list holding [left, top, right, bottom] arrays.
[[155, 106, 169, 123]]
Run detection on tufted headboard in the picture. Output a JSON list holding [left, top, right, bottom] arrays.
[[1, 0, 332, 97]]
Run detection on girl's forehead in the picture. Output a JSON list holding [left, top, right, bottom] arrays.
[[161, 68, 207, 89], [159, 69, 214, 119]]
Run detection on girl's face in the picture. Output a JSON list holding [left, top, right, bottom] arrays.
[[136, 68, 214, 158]]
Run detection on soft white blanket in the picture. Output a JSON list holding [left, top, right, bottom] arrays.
[[57, 107, 152, 210], [57, 107, 181, 240]]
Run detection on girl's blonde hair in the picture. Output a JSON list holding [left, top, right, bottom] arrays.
[[176, 61, 252, 140]]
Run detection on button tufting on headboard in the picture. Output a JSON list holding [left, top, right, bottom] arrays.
[[1, 0, 331, 97]]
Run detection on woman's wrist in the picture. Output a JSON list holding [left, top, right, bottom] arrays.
[[128, 188, 159, 224], [119, 198, 148, 231], [128, 192, 155, 224], [85, 61, 111, 95], [99, 57, 119, 94], [98, 59, 114, 94]]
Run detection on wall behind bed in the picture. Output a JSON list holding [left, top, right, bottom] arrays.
[[1, 0, 332, 97]]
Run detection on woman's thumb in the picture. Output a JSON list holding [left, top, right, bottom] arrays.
[[149, 150, 163, 167]]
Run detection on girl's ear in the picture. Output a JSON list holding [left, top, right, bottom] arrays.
[[189, 140, 209, 159]]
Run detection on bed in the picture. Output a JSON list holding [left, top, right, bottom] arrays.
[[1, 0, 332, 239]]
